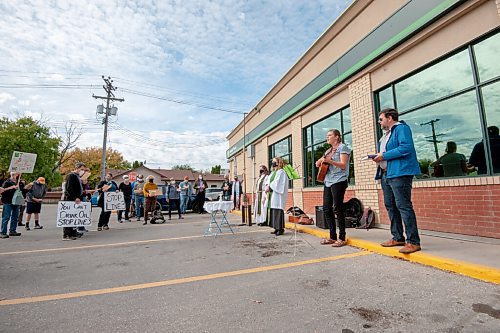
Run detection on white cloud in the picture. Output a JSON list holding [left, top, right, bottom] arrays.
[[0, 0, 352, 170]]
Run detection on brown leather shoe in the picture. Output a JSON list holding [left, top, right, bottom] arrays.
[[399, 243, 421, 254], [380, 239, 405, 247]]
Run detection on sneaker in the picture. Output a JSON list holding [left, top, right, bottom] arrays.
[[62, 236, 77, 241], [97, 227, 103, 231], [9, 232, 21, 236], [136, 217, 141, 221], [118, 219, 122, 223], [0, 233, 9, 238], [103, 225, 109, 230], [25, 226, 31, 231], [17, 222, 25, 227], [34, 225, 43, 230]]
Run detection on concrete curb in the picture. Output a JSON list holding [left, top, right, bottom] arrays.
[[283, 222, 500, 285]]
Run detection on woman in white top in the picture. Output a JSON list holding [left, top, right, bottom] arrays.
[[253, 165, 269, 226], [265, 157, 289, 236]]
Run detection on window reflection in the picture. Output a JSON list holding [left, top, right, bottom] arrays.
[[395, 49, 474, 112], [474, 32, 500, 83], [377, 86, 394, 110], [479, 82, 500, 174], [269, 136, 293, 188], [402, 91, 483, 178], [343, 107, 352, 133]]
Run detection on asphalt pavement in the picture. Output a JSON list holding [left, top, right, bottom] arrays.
[[0, 204, 498, 332]]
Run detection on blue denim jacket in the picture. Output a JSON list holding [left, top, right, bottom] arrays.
[[375, 121, 421, 180]]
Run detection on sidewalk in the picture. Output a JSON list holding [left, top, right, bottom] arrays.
[[231, 210, 500, 284]]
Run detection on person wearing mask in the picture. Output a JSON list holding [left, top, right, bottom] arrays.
[[166, 177, 182, 220], [231, 176, 243, 210], [221, 175, 232, 201], [373, 108, 422, 254], [62, 162, 86, 240], [97, 172, 118, 231], [193, 174, 207, 214], [133, 174, 145, 221], [25, 177, 47, 231], [179, 176, 191, 214], [118, 175, 133, 222], [316, 129, 351, 247], [77, 168, 91, 233], [265, 157, 288, 236], [17, 178, 27, 227], [1, 172, 22, 238], [143, 175, 159, 224], [254, 166, 269, 227]]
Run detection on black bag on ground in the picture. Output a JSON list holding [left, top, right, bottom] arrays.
[[343, 198, 363, 228]]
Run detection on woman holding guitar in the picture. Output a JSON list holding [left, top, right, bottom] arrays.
[[315, 129, 351, 247]]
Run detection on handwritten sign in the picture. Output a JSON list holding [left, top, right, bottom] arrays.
[[104, 192, 126, 211], [9, 151, 38, 173], [56, 201, 92, 227]]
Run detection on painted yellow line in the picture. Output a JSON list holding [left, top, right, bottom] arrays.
[[0, 229, 267, 256], [285, 222, 500, 284], [0, 251, 371, 306]]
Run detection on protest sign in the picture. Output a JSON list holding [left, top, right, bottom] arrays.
[[128, 172, 137, 182], [56, 201, 92, 227], [104, 192, 126, 211], [8, 151, 37, 173]]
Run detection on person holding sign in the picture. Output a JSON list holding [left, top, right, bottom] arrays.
[[97, 173, 118, 231], [62, 162, 86, 240], [315, 129, 351, 247], [1, 172, 22, 238], [264, 157, 288, 236], [133, 174, 146, 221], [118, 175, 133, 222], [143, 175, 159, 225]]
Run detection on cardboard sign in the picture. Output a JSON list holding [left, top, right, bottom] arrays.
[[56, 201, 92, 227], [104, 192, 126, 211], [9, 151, 37, 173]]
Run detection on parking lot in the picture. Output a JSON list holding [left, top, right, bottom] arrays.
[[0, 205, 498, 332]]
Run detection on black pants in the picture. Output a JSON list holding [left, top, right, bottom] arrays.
[[168, 198, 181, 218], [323, 180, 348, 241], [117, 196, 131, 220], [98, 209, 111, 227], [195, 192, 205, 213]]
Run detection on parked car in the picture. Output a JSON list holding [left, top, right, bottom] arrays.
[[205, 188, 222, 201], [155, 185, 197, 212], [90, 191, 99, 207]]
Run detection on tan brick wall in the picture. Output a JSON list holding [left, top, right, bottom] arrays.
[[497, 0, 500, 16], [348, 73, 381, 219]]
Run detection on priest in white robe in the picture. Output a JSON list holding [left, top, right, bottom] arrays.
[[254, 165, 269, 226], [265, 157, 289, 236]]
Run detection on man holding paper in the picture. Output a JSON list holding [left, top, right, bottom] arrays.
[[97, 173, 118, 231], [143, 175, 159, 225], [373, 108, 421, 254]]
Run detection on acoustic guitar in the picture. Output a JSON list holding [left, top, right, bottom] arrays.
[[316, 146, 337, 183]]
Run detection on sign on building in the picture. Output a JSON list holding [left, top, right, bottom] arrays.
[[56, 201, 92, 227], [8, 151, 38, 173], [129, 172, 137, 182]]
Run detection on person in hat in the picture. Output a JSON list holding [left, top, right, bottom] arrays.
[[166, 177, 182, 220], [133, 174, 146, 221], [118, 175, 133, 222], [24, 177, 47, 230], [143, 175, 159, 224]]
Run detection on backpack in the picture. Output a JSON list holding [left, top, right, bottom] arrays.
[[344, 198, 363, 228], [356, 207, 375, 229]]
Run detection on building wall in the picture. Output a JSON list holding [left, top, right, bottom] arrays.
[[228, 0, 500, 238]]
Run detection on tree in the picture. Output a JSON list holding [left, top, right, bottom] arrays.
[[172, 164, 194, 171], [52, 123, 82, 173], [132, 160, 144, 168], [0, 117, 61, 186], [211, 165, 221, 174], [60, 147, 131, 188]]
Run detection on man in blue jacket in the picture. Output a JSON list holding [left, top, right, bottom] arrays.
[[373, 108, 421, 254]]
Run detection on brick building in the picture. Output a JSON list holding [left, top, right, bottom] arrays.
[[226, 0, 500, 238]]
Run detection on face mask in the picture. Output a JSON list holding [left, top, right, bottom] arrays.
[[79, 170, 85, 177], [271, 161, 277, 168], [138, 179, 143, 182], [170, 181, 175, 184], [198, 176, 202, 180], [105, 177, 111, 182]]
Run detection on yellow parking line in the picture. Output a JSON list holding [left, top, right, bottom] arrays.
[[0, 251, 371, 306], [0, 229, 267, 256]]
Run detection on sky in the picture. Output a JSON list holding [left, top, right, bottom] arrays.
[[0, 0, 352, 172]]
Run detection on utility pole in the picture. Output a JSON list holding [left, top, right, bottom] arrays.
[[420, 118, 444, 160], [93, 76, 124, 180]]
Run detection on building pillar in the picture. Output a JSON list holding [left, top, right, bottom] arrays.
[[291, 117, 304, 208], [348, 73, 380, 215]]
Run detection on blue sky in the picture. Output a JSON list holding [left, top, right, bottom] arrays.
[[0, 0, 352, 171]]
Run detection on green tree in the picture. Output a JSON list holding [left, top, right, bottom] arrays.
[[132, 160, 144, 168], [0, 117, 61, 187], [210, 164, 221, 174], [172, 164, 194, 171]]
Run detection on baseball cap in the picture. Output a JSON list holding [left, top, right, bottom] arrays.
[[37, 177, 46, 184]]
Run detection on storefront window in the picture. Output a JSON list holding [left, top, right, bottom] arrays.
[[303, 106, 353, 187], [374, 30, 500, 178]]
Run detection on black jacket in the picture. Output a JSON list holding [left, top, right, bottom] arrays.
[[64, 173, 83, 201]]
